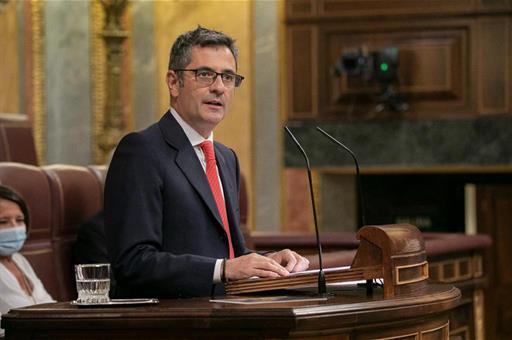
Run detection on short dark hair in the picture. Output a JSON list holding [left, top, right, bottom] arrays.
[[0, 185, 30, 232], [168, 26, 238, 71]]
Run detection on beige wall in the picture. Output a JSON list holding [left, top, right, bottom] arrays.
[[0, 1, 20, 113], [155, 1, 254, 228]]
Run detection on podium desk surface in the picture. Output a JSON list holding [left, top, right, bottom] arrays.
[[2, 284, 460, 339]]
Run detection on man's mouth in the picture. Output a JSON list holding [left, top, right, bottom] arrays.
[[204, 99, 223, 107]]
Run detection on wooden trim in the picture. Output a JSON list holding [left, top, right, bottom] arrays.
[[473, 254, 483, 278], [429, 256, 479, 283], [477, 17, 510, 115], [474, 289, 485, 340], [21, 248, 52, 256], [450, 326, 470, 339], [421, 321, 449, 337], [374, 332, 419, 340], [318, 164, 512, 175], [395, 260, 429, 285]]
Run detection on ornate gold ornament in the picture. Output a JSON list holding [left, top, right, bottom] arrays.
[[96, 0, 129, 163], [0, 0, 8, 11], [31, 0, 45, 164]]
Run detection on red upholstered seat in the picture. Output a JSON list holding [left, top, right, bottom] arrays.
[[43, 165, 104, 300], [0, 114, 38, 165], [86, 165, 107, 198]]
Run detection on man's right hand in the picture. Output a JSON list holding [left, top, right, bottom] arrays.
[[224, 253, 290, 281]]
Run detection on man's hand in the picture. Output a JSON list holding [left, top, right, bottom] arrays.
[[266, 249, 309, 273], [224, 253, 290, 281]]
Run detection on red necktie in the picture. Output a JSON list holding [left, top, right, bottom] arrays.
[[199, 141, 235, 259]]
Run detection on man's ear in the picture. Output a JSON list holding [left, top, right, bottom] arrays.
[[166, 70, 180, 97]]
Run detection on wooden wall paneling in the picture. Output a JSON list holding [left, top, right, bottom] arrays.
[[318, 19, 473, 120], [317, 0, 473, 18], [449, 301, 473, 340], [476, 0, 512, 10], [286, 25, 317, 118], [285, 0, 317, 19], [476, 184, 512, 340], [311, 25, 319, 119], [477, 16, 510, 115], [353, 316, 450, 340], [283, 0, 511, 20]]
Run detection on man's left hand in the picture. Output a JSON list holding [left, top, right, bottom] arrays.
[[266, 249, 309, 273]]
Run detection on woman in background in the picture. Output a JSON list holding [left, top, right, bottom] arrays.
[[0, 185, 54, 336]]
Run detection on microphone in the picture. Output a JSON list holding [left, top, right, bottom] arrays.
[[316, 127, 366, 228], [316, 127, 374, 295], [284, 126, 327, 296]]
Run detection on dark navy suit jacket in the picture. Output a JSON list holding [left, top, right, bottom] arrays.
[[104, 111, 249, 298]]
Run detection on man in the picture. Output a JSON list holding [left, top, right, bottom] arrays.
[[105, 26, 309, 298]]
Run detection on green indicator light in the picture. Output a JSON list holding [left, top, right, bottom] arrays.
[[380, 62, 389, 72]]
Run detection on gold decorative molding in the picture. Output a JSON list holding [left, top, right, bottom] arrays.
[[473, 289, 485, 340], [91, 0, 129, 164], [429, 255, 481, 283], [31, 0, 45, 165], [394, 261, 429, 285], [91, 1, 106, 164], [0, 0, 8, 12], [98, 0, 128, 163]]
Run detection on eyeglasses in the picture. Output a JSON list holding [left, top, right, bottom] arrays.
[[173, 68, 244, 88]]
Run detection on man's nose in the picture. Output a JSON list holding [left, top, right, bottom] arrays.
[[209, 75, 227, 93]]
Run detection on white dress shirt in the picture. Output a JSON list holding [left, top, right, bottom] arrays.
[[170, 108, 227, 283]]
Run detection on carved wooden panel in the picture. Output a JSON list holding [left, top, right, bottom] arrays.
[[287, 25, 316, 118], [286, 0, 511, 20], [354, 317, 449, 340], [319, 0, 470, 17], [477, 17, 511, 114], [285, 0, 316, 18], [477, 184, 512, 340], [284, 1, 512, 120], [318, 20, 472, 119]]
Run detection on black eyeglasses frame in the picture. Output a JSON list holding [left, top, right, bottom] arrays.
[[172, 68, 244, 88]]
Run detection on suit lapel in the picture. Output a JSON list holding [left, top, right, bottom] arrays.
[[158, 112, 224, 228]]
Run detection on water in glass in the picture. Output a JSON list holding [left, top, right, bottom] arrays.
[[75, 263, 110, 304]]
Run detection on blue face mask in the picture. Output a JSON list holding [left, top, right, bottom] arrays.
[[0, 225, 27, 256]]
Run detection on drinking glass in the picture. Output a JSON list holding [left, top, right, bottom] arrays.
[[74, 263, 110, 304]]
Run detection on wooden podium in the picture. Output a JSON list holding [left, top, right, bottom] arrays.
[[2, 285, 459, 339], [2, 225, 461, 339], [227, 224, 429, 298]]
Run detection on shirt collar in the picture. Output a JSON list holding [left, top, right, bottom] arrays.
[[170, 107, 213, 147]]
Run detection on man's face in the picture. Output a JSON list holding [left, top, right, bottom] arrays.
[[167, 45, 237, 138]]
